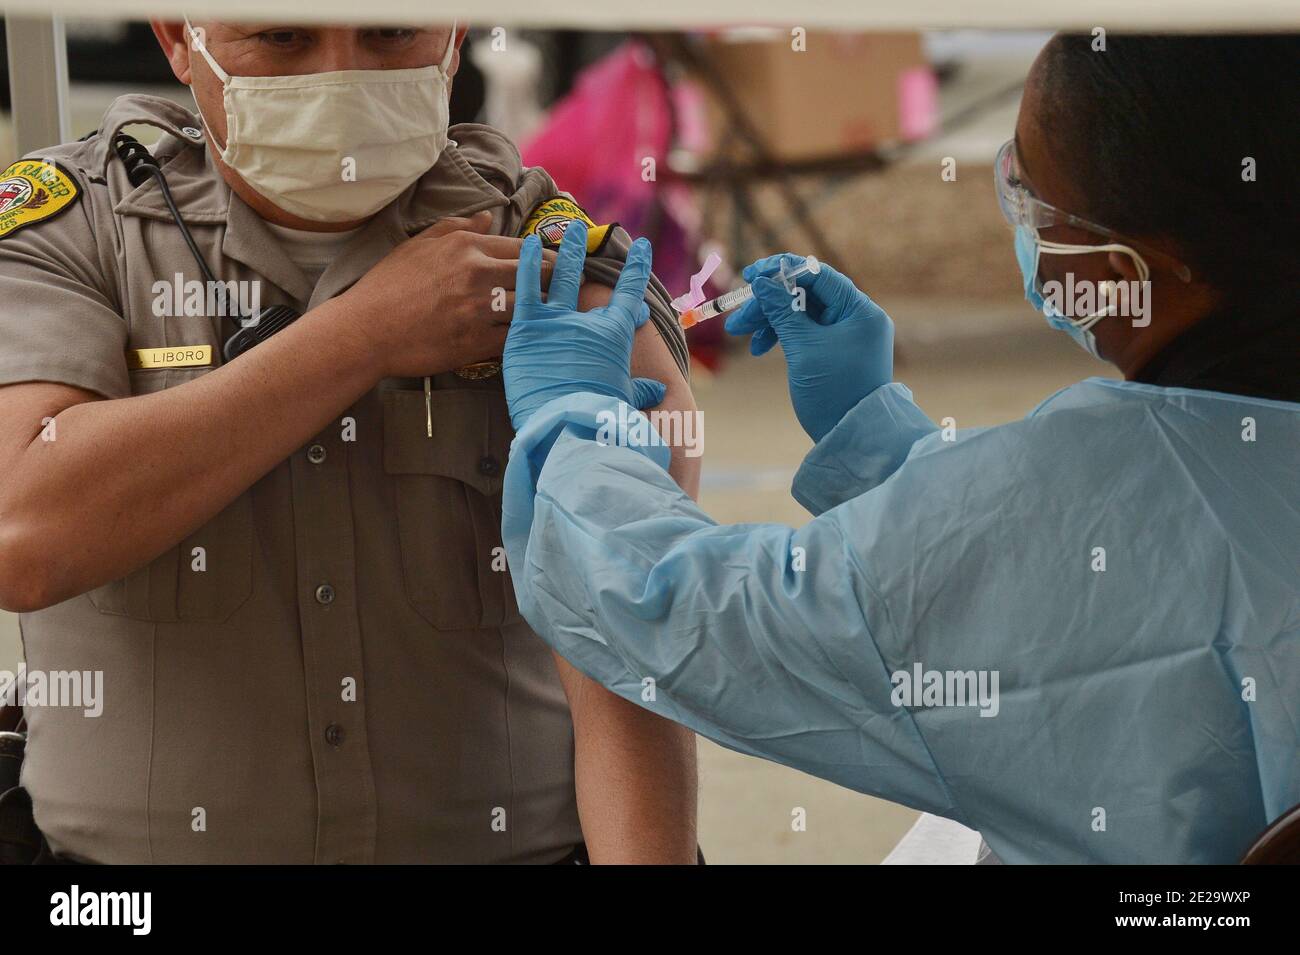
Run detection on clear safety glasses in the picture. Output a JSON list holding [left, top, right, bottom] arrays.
[[994, 139, 1192, 283]]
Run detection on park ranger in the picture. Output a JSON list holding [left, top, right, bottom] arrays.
[[0, 21, 699, 863]]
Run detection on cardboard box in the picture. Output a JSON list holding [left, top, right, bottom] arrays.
[[695, 30, 934, 163]]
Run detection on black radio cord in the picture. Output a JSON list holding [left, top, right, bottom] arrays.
[[111, 132, 222, 291], [111, 130, 302, 362]]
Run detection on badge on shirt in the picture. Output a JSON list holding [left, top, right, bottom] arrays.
[[521, 197, 614, 255], [127, 345, 214, 370], [0, 159, 79, 240]]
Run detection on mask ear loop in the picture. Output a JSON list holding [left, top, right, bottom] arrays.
[[183, 19, 232, 156], [441, 21, 458, 73], [440, 21, 459, 149], [183, 18, 230, 84], [1037, 239, 1150, 330]]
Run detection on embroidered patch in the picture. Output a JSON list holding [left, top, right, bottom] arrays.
[[0, 159, 79, 239], [521, 197, 613, 254]]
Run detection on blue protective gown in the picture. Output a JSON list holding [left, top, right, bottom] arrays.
[[501, 377, 1300, 863]]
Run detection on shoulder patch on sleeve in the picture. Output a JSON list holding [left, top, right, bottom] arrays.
[[521, 197, 614, 255], [0, 159, 80, 240]]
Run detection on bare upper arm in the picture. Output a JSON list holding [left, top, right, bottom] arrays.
[[576, 282, 701, 499]]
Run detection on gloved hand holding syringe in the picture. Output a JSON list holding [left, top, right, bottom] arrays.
[[675, 255, 821, 328]]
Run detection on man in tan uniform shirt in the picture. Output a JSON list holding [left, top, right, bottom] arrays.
[[0, 21, 699, 863]]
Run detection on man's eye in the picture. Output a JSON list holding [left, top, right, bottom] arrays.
[[258, 30, 305, 47], [365, 28, 420, 44]]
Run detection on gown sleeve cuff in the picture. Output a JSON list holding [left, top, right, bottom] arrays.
[[510, 392, 673, 480], [792, 382, 939, 515], [503, 392, 674, 563]]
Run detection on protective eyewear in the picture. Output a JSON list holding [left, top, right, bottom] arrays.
[[994, 139, 1192, 283]]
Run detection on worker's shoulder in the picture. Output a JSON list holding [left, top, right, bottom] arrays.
[[1007, 377, 1300, 491], [17, 94, 197, 184], [13, 131, 98, 174], [449, 123, 530, 191], [1034, 377, 1300, 423], [447, 122, 572, 212], [0, 94, 200, 246]]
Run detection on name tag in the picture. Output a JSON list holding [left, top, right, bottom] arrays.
[[128, 345, 213, 370]]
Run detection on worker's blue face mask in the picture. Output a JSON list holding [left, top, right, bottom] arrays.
[[1014, 224, 1102, 359]]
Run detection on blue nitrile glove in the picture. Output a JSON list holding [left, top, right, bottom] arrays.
[[503, 220, 666, 432], [725, 254, 895, 442]]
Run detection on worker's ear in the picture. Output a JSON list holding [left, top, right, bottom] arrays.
[[150, 20, 193, 85], [1107, 250, 1142, 284], [447, 25, 469, 78]]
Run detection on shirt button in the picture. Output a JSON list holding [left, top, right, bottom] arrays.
[[324, 723, 345, 746], [477, 455, 500, 477], [315, 583, 335, 605], [182, 126, 203, 140], [307, 444, 327, 465]]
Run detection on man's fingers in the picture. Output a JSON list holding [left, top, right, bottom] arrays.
[[478, 324, 510, 353], [474, 252, 554, 288], [493, 288, 565, 319], [515, 235, 544, 309], [609, 237, 653, 321], [417, 227, 559, 268], [463, 209, 494, 233], [547, 221, 588, 311], [469, 234, 560, 261]]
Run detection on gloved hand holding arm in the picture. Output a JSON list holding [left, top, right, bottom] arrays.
[[503, 222, 667, 432]]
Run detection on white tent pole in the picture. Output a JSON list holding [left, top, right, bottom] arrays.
[[5, 14, 71, 157]]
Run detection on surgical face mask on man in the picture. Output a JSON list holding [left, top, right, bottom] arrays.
[[1014, 224, 1149, 360], [184, 19, 456, 222]]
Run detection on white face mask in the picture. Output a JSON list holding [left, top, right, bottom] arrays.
[[185, 20, 456, 222]]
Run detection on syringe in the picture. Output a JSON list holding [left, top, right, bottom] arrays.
[[677, 255, 821, 328]]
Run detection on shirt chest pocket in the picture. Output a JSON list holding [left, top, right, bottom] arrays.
[[382, 386, 522, 632], [85, 367, 255, 623]]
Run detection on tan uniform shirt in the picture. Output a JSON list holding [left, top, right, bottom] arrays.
[[0, 95, 688, 863]]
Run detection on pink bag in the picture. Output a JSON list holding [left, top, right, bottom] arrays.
[[521, 42, 699, 302]]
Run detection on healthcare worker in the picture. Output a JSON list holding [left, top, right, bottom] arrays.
[[499, 33, 1299, 863]]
